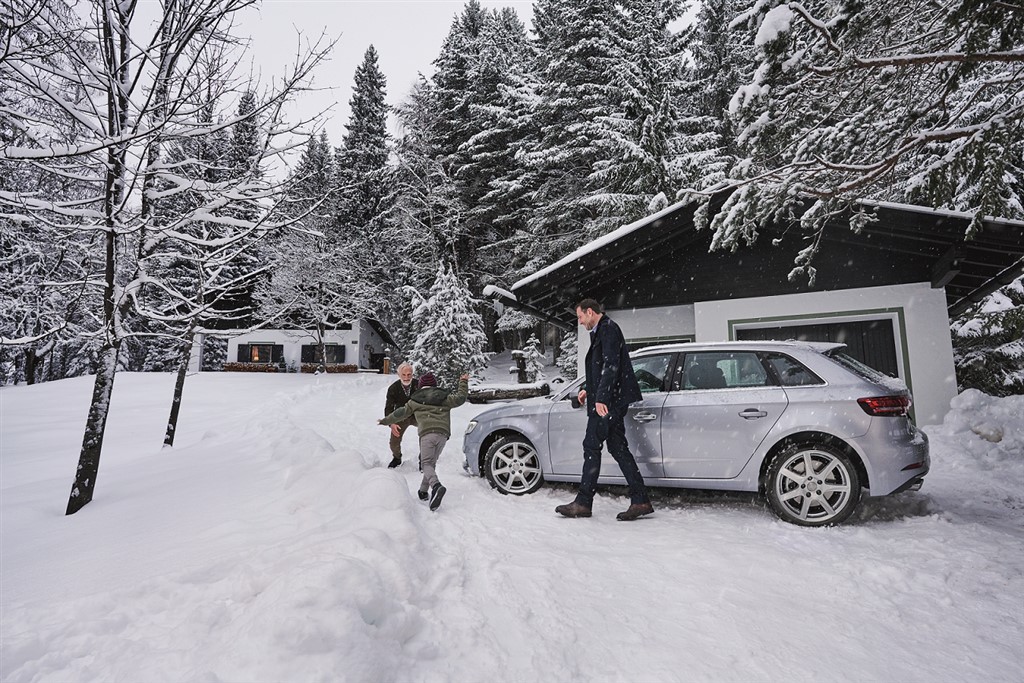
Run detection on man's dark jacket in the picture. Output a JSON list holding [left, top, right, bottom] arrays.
[[584, 314, 642, 412], [385, 378, 418, 417]]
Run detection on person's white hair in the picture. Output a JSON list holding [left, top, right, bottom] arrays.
[[397, 362, 413, 373]]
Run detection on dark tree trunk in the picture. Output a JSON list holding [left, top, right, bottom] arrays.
[[66, 7, 129, 514], [66, 344, 118, 515], [164, 329, 195, 447], [24, 348, 38, 385]]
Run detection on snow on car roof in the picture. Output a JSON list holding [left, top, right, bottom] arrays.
[[631, 340, 846, 356]]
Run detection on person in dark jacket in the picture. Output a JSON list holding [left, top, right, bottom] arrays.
[[384, 363, 418, 469], [380, 371, 469, 511], [555, 298, 654, 521]]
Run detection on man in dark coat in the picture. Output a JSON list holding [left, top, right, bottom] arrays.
[[384, 362, 418, 468], [555, 298, 654, 521]]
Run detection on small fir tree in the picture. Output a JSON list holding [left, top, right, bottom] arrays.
[[409, 263, 488, 387], [556, 332, 578, 380], [522, 333, 545, 382]]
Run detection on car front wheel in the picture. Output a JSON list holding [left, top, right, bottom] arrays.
[[766, 443, 861, 526], [484, 435, 544, 495]]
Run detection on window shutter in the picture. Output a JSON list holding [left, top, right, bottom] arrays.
[[272, 345, 284, 363], [301, 345, 314, 363], [337, 344, 345, 363], [237, 344, 249, 362]]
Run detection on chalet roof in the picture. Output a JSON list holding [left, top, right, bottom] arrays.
[[501, 192, 1024, 328]]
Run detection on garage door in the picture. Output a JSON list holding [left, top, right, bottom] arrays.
[[736, 319, 899, 377]]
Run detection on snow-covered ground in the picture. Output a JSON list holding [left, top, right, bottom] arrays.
[[1, 366, 1022, 682]]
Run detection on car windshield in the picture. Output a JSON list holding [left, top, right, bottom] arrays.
[[550, 376, 585, 401]]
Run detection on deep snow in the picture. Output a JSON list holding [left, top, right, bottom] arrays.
[[1, 365, 1022, 682]]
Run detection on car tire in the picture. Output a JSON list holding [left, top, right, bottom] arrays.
[[484, 435, 544, 496], [766, 442, 861, 526]]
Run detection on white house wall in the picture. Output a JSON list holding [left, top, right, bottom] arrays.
[[591, 282, 955, 425], [609, 304, 697, 344], [224, 328, 364, 370]]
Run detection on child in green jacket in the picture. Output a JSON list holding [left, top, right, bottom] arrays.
[[379, 372, 469, 510]]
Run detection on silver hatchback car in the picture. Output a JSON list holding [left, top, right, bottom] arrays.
[[463, 341, 930, 526]]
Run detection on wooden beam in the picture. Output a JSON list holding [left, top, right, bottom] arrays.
[[931, 245, 963, 288]]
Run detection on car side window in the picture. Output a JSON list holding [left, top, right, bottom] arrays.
[[679, 352, 771, 389], [764, 353, 824, 386], [630, 354, 672, 393]]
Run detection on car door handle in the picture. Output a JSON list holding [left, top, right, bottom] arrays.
[[632, 411, 658, 423], [739, 409, 768, 419]]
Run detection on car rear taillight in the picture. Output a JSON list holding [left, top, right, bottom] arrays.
[[857, 395, 911, 416]]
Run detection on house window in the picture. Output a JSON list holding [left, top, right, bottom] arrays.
[[300, 344, 346, 364], [237, 343, 283, 364]]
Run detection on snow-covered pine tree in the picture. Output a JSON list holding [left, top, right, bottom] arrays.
[[698, 0, 1024, 278], [409, 263, 488, 387], [675, 0, 753, 192], [464, 23, 542, 287], [522, 333, 545, 382], [523, 0, 625, 257], [951, 275, 1024, 397], [335, 45, 391, 250], [523, 0, 689, 262], [218, 90, 267, 327], [556, 331, 578, 380], [454, 8, 536, 289], [387, 81, 467, 281], [584, 0, 688, 232], [430, 0, 488, 170]]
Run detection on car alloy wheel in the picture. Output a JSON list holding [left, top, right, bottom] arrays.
[[484, 436, 544, 495], [767, 443, 861, 526]]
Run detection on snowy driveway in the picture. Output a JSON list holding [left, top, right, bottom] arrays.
[[1, 374, 1021, 682]]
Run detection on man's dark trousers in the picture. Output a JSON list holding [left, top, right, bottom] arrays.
[[575, 404, 651, 509]]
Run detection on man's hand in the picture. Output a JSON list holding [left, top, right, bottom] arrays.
[[596, 402, 608, 417], [390, 424, 401, 437], [578, 389, 587, 404]]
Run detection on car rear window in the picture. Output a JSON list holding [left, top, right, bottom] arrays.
[[763, 353, 824, 386], [826, 350, 907, 391]]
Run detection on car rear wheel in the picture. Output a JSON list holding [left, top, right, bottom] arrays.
[[484, 435, 544, 495], [766, 443, 861, 526]]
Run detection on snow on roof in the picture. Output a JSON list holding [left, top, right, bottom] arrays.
[[512, 192, 1024, 293], [858, 199, 1024, 228], [632, 340, 846, 356], [481, 284, 517, 302]]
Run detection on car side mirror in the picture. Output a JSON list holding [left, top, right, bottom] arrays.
[[570, 394, 582, 409]]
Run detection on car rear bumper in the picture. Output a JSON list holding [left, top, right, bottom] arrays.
[[855, 421, 930, 496]]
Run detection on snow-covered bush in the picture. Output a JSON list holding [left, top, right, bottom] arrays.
[[201, 336, 227, 372]]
